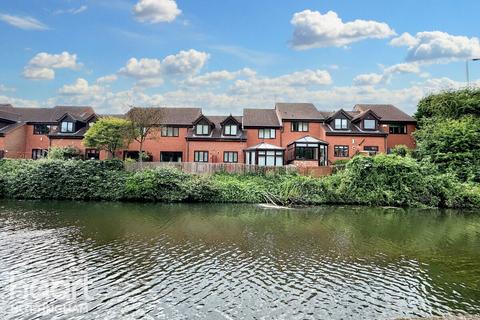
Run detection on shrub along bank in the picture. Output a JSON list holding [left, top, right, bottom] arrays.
[[0, 156, 478, 208]]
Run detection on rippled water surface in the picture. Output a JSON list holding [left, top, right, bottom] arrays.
[[0, 201, 479, 319]]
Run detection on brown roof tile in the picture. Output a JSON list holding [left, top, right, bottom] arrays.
[[275, 103, 324, 121], [354, 104, 416, 122], [243, 109, 281, 127]]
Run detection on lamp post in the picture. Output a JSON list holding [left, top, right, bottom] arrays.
[[466, 58, 480, 87]]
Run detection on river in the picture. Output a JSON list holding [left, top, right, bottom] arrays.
[[0, 201, 479, 319]]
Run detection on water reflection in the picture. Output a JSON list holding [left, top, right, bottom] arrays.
[[0, 201, 479, 319]]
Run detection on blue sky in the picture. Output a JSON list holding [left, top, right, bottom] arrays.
[[1, 0, 480, 115]]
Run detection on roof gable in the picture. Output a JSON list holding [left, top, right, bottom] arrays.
[[326, 108, 353, 121], [220, 115, 240, 126]]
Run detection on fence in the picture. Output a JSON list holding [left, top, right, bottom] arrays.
[[125, 161, 334, 176], [125, 162, 300, 175]]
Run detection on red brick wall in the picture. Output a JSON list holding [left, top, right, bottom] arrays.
[[326, 135, 386, 164], [125, 127, 189, 161], [380, 123, 416, 150], [280, 121, 324, 147], [4, 125, 27, 158], [25, 125, 50, 158], [0, 137, 4, 149], [186, 140, 247, 163], [245, 128, 281, 147]]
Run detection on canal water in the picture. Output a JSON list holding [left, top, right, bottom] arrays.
[[0, 201, 479, 319]]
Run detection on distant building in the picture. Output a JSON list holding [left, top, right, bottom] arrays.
[[0, 102, 416, 166]]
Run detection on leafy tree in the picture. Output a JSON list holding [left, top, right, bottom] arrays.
[[414, 116, 480, 182], [415, 88, 480, 124], [126, 106, 164, 164], [84, 117, 133, 158]]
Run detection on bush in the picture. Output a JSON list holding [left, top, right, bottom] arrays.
[[47, 146, 82, 160], [390, 144, 410, 157]]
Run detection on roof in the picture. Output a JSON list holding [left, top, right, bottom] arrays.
[[186, 115, 246, 141], [160, 107, 202, 126], [0, 122, 25, 137], [243, 108, 281, 127], [245, 142, 285, 150], [275, 103, 324, 121], [354, 104, 416, 122], [322, 122, 388, 137], [48, 126, 88, 139], [290, 135, 328, 145], [0, 105, 95, 123]]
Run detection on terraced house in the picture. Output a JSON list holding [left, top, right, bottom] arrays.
[[0, 103, 416, 166]]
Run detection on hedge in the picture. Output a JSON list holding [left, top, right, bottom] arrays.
[[0, 157, 478, 208]]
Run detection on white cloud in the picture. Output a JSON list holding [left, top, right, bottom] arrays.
[[133, 0, 181, 24], [96, 74, 118, 84], [23, 52, 81, 80], [182, 68, 256, 87], [0, 13, 48, 30], [54, 5, 88, 15], [290, 10, 395, 49], [118, 49, 209, 87], [59, 78, 103, 96], [119, 58, 163, 78], [23, 67, 55, 80], [229, 69, 332, 95], [353, 73, 383, 86], [354, 62, 420, 86], [161, 49, 210, 75], [390, 31, 480, 63], [0, 84, 15, 93]]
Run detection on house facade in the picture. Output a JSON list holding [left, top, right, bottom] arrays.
[[0, 102, 416, 166]]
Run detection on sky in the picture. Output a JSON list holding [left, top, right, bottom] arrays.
[[1, 0, 480, 115]]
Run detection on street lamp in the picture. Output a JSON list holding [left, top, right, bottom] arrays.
[[466, 58, 480, 86]]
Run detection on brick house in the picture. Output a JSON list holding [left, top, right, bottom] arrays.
[[0, 102, 416, 166]]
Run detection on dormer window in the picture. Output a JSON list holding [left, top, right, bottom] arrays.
[[195, 124, 209, 135], [334, 119, 348, 130], [224, 124, 237, 136], [363, 119, 376, 130], [60, 121, 74, 133]]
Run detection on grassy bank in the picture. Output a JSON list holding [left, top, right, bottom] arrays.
[[0, 156, 478, 209]]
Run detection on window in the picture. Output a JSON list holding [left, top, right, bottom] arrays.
[[85, 149, 100, 160], [32, 149, 47, 160], [334, 119, 348, 130], [364, 146, 379, 156], [258, 128, 276, 139], [33, 124, 50, 135], [295, 147, 318, 160], [224, 124, 237, 136], [161, 126, 179, 137], [161, 152, 182, 162], [257, 150, 283, 166], [194, 151, 209, 162], [389, 124, 407, 134], [363, 119, 376, 130], [223, 151, 238, 163], [291, 122, 309, 132], [60, 121, 74, 133], [334, 145, 349, 157], [195, 124, 209, 135]]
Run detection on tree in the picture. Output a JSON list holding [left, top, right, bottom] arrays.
[[47, 146, 82, 160], [126, 106, 164, 164], [84, 117, 133, 158]]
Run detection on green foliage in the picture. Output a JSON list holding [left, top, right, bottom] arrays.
[[415, 88, 480, 123], [47, 146, 82, 160], [0, 158, 477, 208], [84, 117, 133, 158], [414, 116, 480, 182], [390, 144, 410, 157]]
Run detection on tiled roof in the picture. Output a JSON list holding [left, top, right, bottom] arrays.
[[0, 122, 25, 136], [354, 104, 416, 122], [0, 105, 95, 123], [49, 127, 88, 139], [187, 115, 246, 141], [243, 109, 281, 127], [160, 107, 202, 126], [291, 135, 329, 145], [275, 103, 324, 121], [322, 123, 387, 137]]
